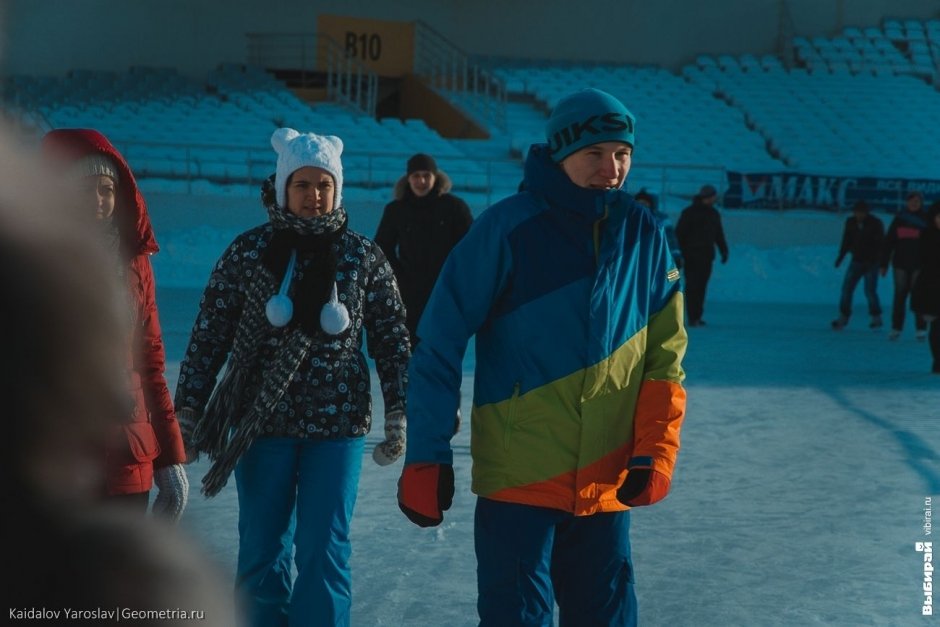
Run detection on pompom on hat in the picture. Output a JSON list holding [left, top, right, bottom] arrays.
[[545, 88, 635, 163], [271, 128, 344, 210]]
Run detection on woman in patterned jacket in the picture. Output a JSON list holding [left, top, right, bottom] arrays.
[[175, 128, 410, 626]]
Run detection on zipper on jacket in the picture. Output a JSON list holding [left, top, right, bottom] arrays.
[[593, 204, 609, 264], [503, 382, 521, 451]]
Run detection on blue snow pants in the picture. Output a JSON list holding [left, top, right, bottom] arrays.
[[475, 497, 637, 627], [234, 436, 364, 627]]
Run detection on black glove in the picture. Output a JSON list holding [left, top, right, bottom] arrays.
[[615, 458, 672, 507]]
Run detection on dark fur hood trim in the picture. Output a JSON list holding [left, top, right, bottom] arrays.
[[393, 170, 453, 200]]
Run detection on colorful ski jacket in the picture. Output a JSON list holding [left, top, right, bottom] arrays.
[[406, 144, 687, 516]]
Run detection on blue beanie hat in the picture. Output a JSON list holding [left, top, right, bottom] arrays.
[[545, 88, 635, 163]]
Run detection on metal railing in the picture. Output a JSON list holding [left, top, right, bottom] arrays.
[[245, 32, 377, 116], [321, 35, 378, 117], [109, 137, 736, 209], [413, 20, 507, 131], [246, 32, 318, 85], [114, 137, 922, 212], [629, 163, 728, 213]]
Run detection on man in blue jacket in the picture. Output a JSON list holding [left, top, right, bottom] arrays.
[[398, 88, 687, 626]]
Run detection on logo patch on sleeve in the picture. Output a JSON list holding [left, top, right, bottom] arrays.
[[667, 268, 680, 282]]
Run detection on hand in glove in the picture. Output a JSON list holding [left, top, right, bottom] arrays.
[[176, 407, 200, 463], [398, 463, 454, 527], [152, 463, 190, 522], [373, 410, 406, 466], [615, 456, 671, 507]]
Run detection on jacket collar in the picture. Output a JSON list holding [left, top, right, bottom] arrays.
[[523, 144, 620, 220]]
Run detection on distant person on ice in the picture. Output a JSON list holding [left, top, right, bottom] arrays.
[[375, 152, 473, 345], [831, 200, 884, 330], [881, 190, 929, 341], [910, 201, 940, 373], [397, 88, 687, 626], [675, 184, 728, 327]]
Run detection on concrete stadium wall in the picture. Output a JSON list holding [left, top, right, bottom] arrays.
[[2, 0, 938, 77]]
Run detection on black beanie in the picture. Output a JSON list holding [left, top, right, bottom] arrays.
[[407, 153, 438, 174]]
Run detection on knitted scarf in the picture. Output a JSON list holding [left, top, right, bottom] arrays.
[[194, 203, 348, 497], [263, 205, 348, 334]]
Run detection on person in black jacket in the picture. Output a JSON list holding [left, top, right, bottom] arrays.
[[375, 153, 473, 343], [831, 200, 884, 330], [910, 202, 940, 372], [675, 184, 728, 326], [881, 190, 929, 340]]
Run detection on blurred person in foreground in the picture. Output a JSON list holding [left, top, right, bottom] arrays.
[[397, 88, 687, 626], [831, 200, 884, 331], [910, 201, 940, 373], [1, 132, 235, 625], [881, 190, 929, 340], [375, 152, 473, 344], [40, 128, 189, 520], [175, 128, 410, 626], [675, 184, 728, 327]]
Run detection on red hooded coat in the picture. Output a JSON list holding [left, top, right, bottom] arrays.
[[41, 129, 186, 495]]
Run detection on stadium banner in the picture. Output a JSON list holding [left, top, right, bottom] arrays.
[[724, 171, 940, 212]]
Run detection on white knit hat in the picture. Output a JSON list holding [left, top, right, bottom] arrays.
[[271, 128, 343, 210]]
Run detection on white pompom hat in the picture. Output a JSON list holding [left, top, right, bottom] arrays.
[[271, 127, 344, 210]]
